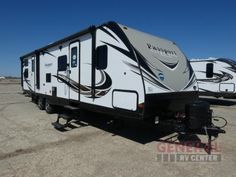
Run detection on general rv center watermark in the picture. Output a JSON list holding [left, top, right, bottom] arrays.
[[156, 141, 222, 162]]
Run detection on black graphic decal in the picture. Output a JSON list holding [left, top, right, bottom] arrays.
[[105, 23, 193, 91], [197, 70, 233, 83], [24, 79, 33, 92], [101, 41, 134, 60], [99, 27, 119, 42], [134, 49, 156, 77], [217, 58, 236, 73], [158, 59, 179, 69], [53, 71, 112, 98], [123, 61, 170, 91], [183, 75, 196, 90], [183, 60, 194, 80]]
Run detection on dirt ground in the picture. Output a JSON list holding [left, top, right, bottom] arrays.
[[0, 81, 235, 177]]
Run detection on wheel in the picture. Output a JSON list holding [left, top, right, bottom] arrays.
[[45, 100, 55, 114], [37, 97, 45, 110], [113, 118, 125, 129], [31, 95, 37, 103]]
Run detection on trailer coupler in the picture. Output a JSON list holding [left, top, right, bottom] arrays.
[[158, 101, 226, 154], [184, 101, 226, 154], [201, 125, 225, 154]]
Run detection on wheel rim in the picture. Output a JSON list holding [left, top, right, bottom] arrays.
[[46, 102, 50, 110]]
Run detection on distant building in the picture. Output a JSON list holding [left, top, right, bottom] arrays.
[[0, 76, 5, 80]]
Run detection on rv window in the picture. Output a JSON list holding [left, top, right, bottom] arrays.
[[206, 63, 213, 78], [24, 69, 28, 78], [71, 47, 77, 68], [58, 55, 67, 71], [96, 45, 108, 70], [32, 59, 35, 72], [46, 73, 51, 83], [24, 59, 28, 67]]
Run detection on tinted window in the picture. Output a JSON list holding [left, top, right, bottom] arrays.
[[24, 69, 28, 78], [24, 59, 28, 67], [58, 55, 67, 71], [46, 73, 51, 83], [96, 45, 108, 70], [71, 47, 78, 68], [206, 63, 213, 78], [32, 59, 35, 72]]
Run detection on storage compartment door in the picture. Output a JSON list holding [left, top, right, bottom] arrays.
[[219, 83, 235, 92], [112, 90, 138, 111]]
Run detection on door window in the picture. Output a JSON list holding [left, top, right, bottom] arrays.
[[71, 47, 78, 68], [32, 59, 35, 72], [24, 69, 28, 78]]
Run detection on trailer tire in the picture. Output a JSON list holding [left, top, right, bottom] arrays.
[[45, 100, 55, 114], [37, 97, 45, 110], [31, 95, 37, 103], [113, 119, 125, 129]]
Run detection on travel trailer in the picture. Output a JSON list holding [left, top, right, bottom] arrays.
[[21, 21, 199, 117], [21, 22, 224, 146], [190, 58, 236, 98]]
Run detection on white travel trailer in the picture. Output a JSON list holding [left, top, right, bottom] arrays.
[[21, 22, 198, 117], [190, 58, 236, 98], [21, 22, 224, 143]]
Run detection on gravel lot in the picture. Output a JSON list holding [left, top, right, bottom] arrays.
[[0, 81, 235, 177]]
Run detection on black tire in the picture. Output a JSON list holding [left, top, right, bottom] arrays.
[[113, 119, 125, 129], [37, 97, 45, 110], [31, 95, 37, 104], [45, 100, 55, 114]]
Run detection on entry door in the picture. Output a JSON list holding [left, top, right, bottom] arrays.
[[69, 41, 80, 101], [30, 56, 35, 92]]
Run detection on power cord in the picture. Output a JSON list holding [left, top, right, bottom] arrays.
[[212, 116, 228, 128]]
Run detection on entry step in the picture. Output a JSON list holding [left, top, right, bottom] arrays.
[[58, 113, 73, 121], [52, 121, 67, 130], [64, 105, 80, 111], [52, 113, 72, 130]]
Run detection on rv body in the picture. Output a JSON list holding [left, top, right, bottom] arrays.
[[190, 58, 236, 98], [21, 21, 198, 120]]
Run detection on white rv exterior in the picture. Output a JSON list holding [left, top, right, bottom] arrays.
[[21, 21, 198, 120], [190, 58, 236, 98]]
